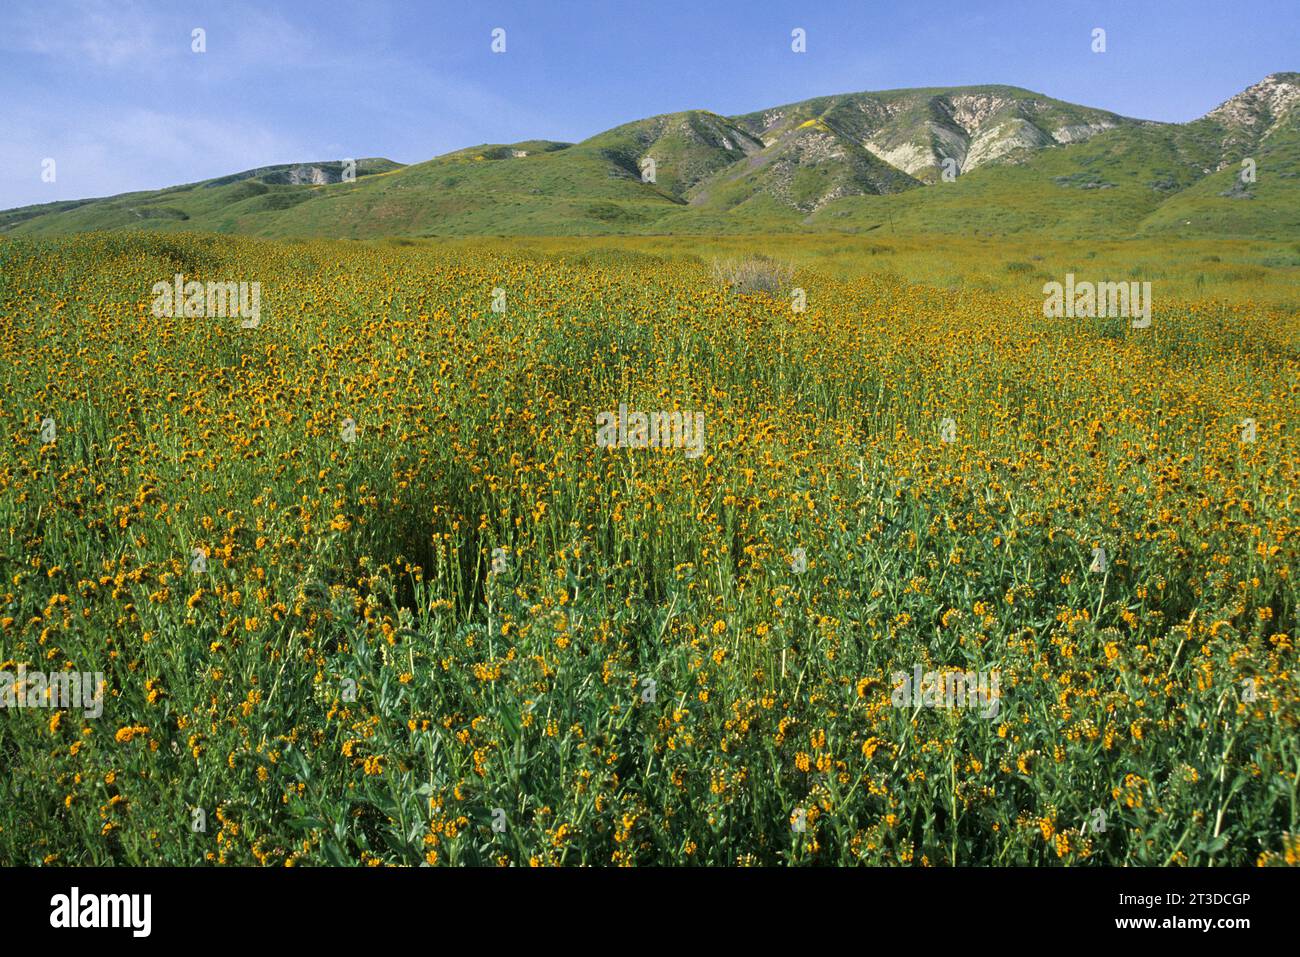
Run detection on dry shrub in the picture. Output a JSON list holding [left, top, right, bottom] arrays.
[[710, 255, 795, 297]]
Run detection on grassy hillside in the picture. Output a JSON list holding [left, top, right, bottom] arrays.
[[806, 121, 1223, 237], [1137, 123, 1300, 238], [3, 76, 1297, 241], [0, 159, 403, 236]]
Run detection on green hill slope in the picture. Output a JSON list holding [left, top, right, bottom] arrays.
[[3, 74, 1296, 240], [0, 159, 403, 235]]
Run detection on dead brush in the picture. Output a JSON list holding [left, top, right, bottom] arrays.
[[710, 255, 795, 298]]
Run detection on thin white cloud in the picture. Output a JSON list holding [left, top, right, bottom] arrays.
[[0, 103, 312, 208], [2, 0, 173, 68], [0, 0, 573, 208]]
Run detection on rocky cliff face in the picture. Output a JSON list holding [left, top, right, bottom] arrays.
[[1204, 73, 1300, 139], [732, 87, 1128, 187]]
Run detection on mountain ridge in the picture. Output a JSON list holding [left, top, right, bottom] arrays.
[[4, 74, 1297, 240]]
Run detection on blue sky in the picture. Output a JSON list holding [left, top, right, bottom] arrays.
[[2, 0, 1296, 209]]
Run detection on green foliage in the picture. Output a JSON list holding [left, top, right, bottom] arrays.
[[0, 231, 1296, 866]]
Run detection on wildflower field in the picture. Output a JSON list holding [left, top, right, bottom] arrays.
[[0, 230, 1297, 866]]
